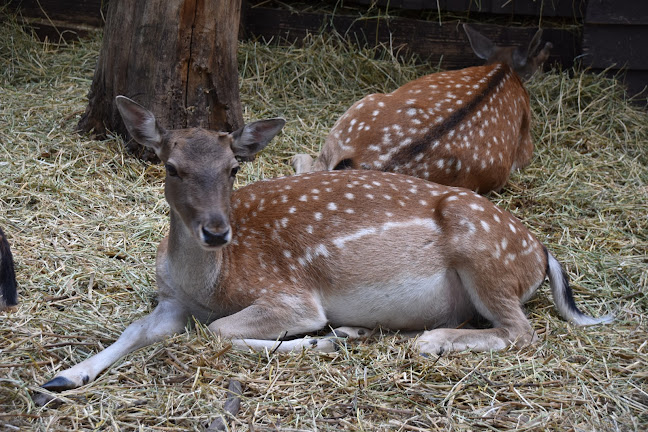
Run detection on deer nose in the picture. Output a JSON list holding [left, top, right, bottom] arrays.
[[201, 226, 231, 247]]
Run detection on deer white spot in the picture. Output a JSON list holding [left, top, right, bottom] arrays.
[[469, 203, 484, 212], [283, 250, 292, 258], [289, 206, 297, 214], [504, 253, 517, 265], [345, 192, 354, 200], [508, 223, 517, 233], [493, 214, 501, 223], [306, 225, 313, 234], [281, 218, 289, 228], [314, 212, 322, 221], [480, 220, 490, 232], [372, 110, 380, 117], [344, 208, 355, 214], [366, 193, 374, 199], [299, 195, 308, 202], [327, 202, 338, 211], [459, 219, 476, 235]]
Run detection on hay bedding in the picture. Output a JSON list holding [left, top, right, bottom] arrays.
[[0, 12, 646, 432]]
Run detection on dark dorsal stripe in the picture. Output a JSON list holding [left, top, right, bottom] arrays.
[[382, 65, 509, 171]]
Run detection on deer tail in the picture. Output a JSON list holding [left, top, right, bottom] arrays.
[[545, 249, 613, 326]]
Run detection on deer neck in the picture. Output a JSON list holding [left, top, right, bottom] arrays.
[[165, 209, 227, 295]]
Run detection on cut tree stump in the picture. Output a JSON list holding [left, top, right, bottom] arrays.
[[77, 0, 244, 160]]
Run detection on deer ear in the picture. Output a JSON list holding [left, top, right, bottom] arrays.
[[115, 96, 166, 154], [231, 118, 286, 162], [511, 28, 542, 69], [463, 24, 495, 60]]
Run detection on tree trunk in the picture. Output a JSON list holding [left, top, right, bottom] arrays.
[[77, 0, 244, 161]]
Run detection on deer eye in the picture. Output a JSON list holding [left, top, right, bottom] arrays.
[[165, 163, 179, 177], [230, 166, 240, 178]]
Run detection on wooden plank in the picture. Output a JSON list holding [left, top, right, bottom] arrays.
[[7, 0, 105, 26], [347, 0, 585, 18], [243, 6, 579, 71], [583, 26, 648, 70], [585, 0, 648, 25]]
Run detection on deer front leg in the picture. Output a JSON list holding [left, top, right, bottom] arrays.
[[209, 293, 343, 352], [40, 299, 190, 391]]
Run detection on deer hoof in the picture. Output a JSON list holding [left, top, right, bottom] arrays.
[[41, 376, 80, 392]]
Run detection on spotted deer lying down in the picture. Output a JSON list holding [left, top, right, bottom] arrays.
[[39, 96, 611, 394], [291, 25, 553, 193], [0, 226, 18, 312]]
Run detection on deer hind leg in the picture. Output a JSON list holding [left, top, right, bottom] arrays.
[[415, 270, 538, 355], [415, 309, 537, 355], [40, 299, 190, 392]]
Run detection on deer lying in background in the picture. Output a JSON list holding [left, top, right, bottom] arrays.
[[39, 96, 610, 394], [291, 25, 553, 193], [0, 226, 18, 312]]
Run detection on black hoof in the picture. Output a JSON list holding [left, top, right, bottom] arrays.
[[41, 376, 78, 392]]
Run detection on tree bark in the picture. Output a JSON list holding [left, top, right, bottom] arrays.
[[77, 0, 244, 160]]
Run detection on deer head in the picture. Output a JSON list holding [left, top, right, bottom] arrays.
[[463, 24, 553, 81], [116, 96, 285, 249]]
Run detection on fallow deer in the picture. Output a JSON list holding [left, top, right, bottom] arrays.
[[291, 25, 553, 193], [0, 226, 17, 312], [39, 96, 610, 395]]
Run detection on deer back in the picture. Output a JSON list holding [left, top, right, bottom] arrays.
[[303, 63, 532, 193]]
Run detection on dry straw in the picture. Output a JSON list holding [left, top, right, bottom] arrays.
[[1, 10, 647, 432]]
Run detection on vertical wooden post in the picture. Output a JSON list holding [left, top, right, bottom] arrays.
[[77, 0, 244, 160]]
